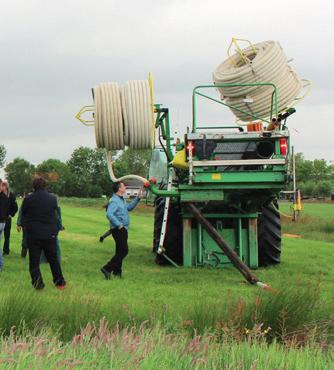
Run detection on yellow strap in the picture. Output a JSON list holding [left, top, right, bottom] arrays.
[[284, 79, 312, 112], [148, 72, 155, 148], [227, 37, 257, 65]]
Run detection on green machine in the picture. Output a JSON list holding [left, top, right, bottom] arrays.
[[146, 83, 294, 271]]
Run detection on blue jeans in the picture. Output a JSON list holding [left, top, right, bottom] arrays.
[[0, 222, 5, 270]]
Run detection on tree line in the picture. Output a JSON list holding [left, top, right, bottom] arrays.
[[1, 146, 151, 197], [295, 153, 334, 198], [0, 144, 333, 198]]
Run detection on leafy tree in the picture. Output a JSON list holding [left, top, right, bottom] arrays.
[[296, 153, 334, 183], [113, 148, 151, 178], [295, 153, 313, 183], [299, 182, 315, 197], [36, 159, 70, 196], [313, 181, 332, 198], [67, 147, 94, 177], [0, 145, 6, 168], [295, 154, 333, 198], [65, 174, 94, 198], [67, 147, 115, 197], [5, 158, 35, 195]]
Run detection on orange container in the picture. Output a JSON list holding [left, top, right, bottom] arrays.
[[247, 122, 263, 132]]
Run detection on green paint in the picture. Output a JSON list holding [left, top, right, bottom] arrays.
[[150, 81, 291, 270]]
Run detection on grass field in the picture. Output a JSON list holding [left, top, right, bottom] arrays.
[[0, 199, 333, 368], [280, 201, 334, 242]]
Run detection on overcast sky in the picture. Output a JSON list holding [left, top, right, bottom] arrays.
[[1, 0, 333, 172]]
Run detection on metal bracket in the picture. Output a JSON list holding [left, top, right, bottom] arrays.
[[75, 105, 95, 126]]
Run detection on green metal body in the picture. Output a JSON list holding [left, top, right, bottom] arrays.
[[182, 213, 258, 268], [150, 83, 292, 269]]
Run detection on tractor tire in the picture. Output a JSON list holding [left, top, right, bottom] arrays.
[[153, 197, 183, 265], [258, 202, 281, 267]]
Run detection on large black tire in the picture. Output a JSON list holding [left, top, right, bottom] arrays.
[[153, 197, 183, 265], [258, 202, 281, 267]]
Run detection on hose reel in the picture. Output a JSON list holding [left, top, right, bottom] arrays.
[[77, 76, 155, 184], [213, 39, 311, 122], [94, 79, 154, 150]]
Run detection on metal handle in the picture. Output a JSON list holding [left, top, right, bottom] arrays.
[[75, 105, 95, 126]]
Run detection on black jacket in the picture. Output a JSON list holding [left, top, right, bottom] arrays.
[[21, 189, 58, 239], [7, 192, 18, 219], [0, 192, 9, 222]]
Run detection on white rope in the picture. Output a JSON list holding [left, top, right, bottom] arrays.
[[213, 41, 302, 121], [93, 79, 153, 184]]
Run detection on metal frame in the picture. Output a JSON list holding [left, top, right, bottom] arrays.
[[183, 211, 259, 269], [154, 105, 174, 162], [193, 158, 286, 167], [192, 83, 279, 131]]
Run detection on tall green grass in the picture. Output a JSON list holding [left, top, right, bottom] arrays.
[[282, 214, 334, 242], [0, 280, 332, 347], [0, 200, 333, 366], [280, 201, 334, 242], [183, 281, 333, 347], [0, 322, 333, 369]]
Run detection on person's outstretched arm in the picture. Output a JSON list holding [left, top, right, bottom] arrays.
[[127, 196, 140, 211]]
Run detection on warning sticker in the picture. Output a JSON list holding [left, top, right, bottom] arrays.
[[211, 174, 221, 180]]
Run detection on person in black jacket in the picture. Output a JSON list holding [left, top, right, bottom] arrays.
[[21, 176, 66, 290], [1, 181, 18, 255], [0, 179, 10, 271]]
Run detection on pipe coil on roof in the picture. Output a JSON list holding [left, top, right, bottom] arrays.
[[213, 41, 302, 121]]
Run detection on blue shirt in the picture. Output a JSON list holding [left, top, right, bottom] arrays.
[[106, 194, 140, 229]]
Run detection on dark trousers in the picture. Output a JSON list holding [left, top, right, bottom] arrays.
[[27, 237, 65, 289], [21, 229, 28, 257], [3, 218, 12, 253], [103, 228, 128, 275]]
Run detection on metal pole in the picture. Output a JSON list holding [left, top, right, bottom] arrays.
[[292, 146, 297, 222], [197, 223, 203, 266]]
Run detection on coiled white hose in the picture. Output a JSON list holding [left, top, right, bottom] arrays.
[[213, 41, 302, 121], [121, 80, 153, 149], [94, 80, 153, 150], [93, 79, 154, 184], [94, 82, 124, 149]]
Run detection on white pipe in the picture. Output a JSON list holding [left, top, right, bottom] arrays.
[[213, 40, 303, 121], [93, 79, 154, 183]]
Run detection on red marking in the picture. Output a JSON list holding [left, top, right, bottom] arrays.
[[186, 141, 194, 152], [280, 138, 288, 155]]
